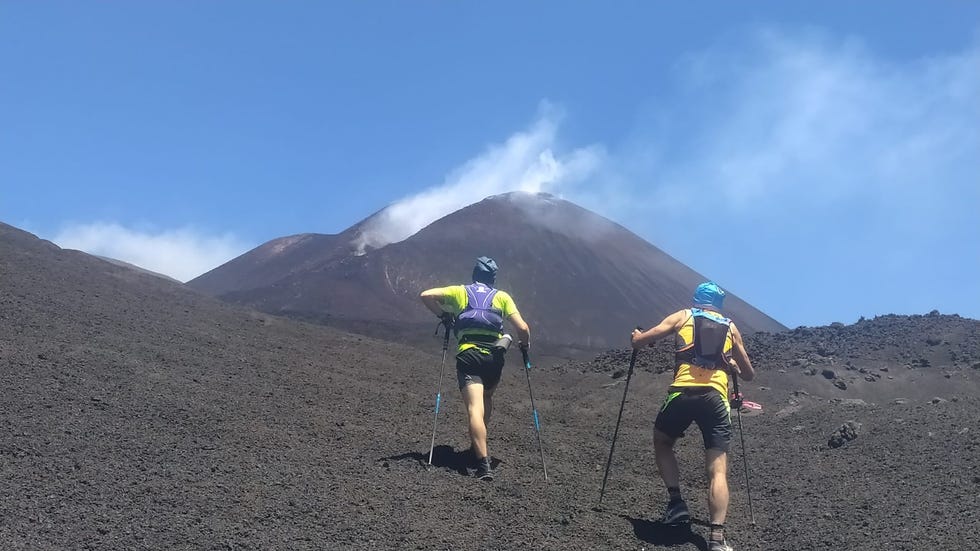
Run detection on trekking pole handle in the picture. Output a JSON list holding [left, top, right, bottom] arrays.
[[729, 360, 741, 392], [630, 325, 644, 338], [434, 314, 454, 337]]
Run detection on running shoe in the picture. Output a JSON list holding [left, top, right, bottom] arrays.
[[662, 499, 690, 524]]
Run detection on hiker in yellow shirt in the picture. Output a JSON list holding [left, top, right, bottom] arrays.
[[420, 256, 530, 481], [631, 282, 755, 551]]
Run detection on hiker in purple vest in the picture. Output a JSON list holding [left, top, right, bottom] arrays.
[[420, 256, 531, 481]]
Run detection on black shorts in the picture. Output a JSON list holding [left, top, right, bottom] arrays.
[[654, 386, 732, 451], [456, 347, 505, 390]]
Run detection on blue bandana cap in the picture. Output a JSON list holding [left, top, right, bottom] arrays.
[[693, 281, 725, 310]]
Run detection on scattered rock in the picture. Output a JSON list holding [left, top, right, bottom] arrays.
[[864, 375, 876, 382], [879, 367, 889, 372], [829, 421, 861, 448], [834, 380, 847, 390], [931, 397, 946, 404], [893, 398, 909, 404], [821, 369, 836, 379], [803, 368, 817, 376], [972, 362, 980, 370], [776, 404, 803, 417], [816, 346, 836, 357], [841, 399, 870, 407], [926, 337, 942, 346], [611, 369, 625, 379]]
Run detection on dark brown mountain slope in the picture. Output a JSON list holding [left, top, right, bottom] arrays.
[[2, 220, 978, 550], [0, 222, 437, 548], [188, 192, 786, 352], [187, 232, 349, 296]]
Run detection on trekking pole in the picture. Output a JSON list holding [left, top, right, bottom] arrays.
[[730, 370, 756, 525], [597, 329, 642, 508], [520, 344, 548, 482], [427, 318, 453, 465]]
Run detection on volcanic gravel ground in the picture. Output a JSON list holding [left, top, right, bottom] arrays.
[[2, 225, 980, 550]]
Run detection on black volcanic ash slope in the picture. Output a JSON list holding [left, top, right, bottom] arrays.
[[188, 192, 786, 352], [0, 222, 439, 549], [574, 311, 980, 550], [3, 220, 979, 550]]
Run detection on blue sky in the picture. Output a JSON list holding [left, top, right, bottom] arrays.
[[2, 2, 978, 328]]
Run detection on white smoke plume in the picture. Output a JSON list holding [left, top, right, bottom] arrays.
[[52, 223, 249, 282], [351, 107, 603, 254]]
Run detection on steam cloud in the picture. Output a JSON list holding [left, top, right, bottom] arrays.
[[348, 29, 979, 325], [644, 31, 980, 216], [351, 108, 604, 254], [44, 28, 977, 325], [52, 223, 249, 283], [618, 30, 980, 325]]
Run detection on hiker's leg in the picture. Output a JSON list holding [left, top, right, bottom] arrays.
[[654, 429, 681, 488], [656, 395, 693, 522], [706, 448, 729, 524], [462, 382, 489, 458]]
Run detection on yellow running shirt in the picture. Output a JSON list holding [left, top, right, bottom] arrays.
[[430, 285, 519, 353], [671, 309, 733, 399]]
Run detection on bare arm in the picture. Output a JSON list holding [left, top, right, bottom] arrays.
[[508, 312, 531, 348], [728, 323, 755, 381], [631, 310, 688, 349], [419, 288, 449, 317]]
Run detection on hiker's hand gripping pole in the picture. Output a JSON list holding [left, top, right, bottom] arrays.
[[520, 343, 549, 482], [427, 316, 453, 465]]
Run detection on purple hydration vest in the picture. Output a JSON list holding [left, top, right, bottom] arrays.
[[454, 283, 504, 342]]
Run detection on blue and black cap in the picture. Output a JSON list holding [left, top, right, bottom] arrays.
[[472, 256, 498, 285]]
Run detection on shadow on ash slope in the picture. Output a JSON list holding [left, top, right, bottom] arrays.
[[2, 235, 978, 551]]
